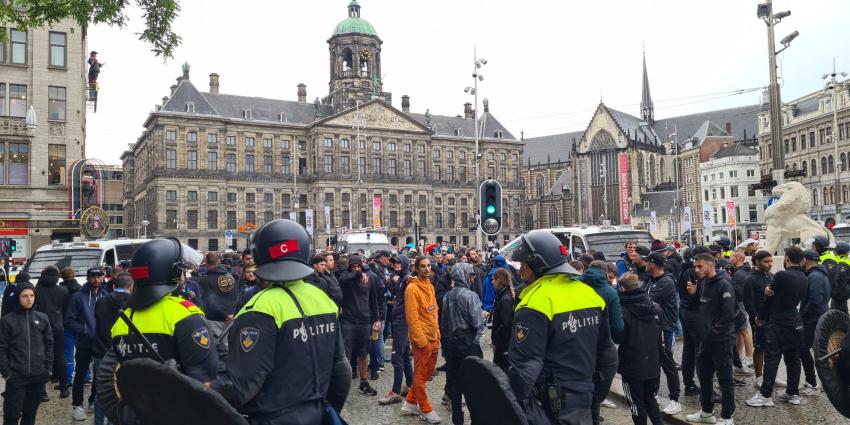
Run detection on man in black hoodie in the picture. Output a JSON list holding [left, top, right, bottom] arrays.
[[743, 250, 774, 387], [615, 272, 662, 425], [338, 255, 379, 396], [34, 266, 69, 399], [799, 249, 830, 395], [0, 282, 53, 425], [727, 251, 754, 377], [305, 255, 343, 306], [686, 253, 736, 425], [678, 247, 708, 396], [643, 252, 680, 415], [746, 247, 808, 408], [197, 252, 242, 356], [58, 267, 80, 392], [1, 271, 29, 318]]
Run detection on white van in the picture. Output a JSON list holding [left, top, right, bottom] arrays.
[[500, 225, 654, 262], [22, 239, 149, 284], [335, 229, 390, 257]]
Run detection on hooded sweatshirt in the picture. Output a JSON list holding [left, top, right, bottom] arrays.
[[0, 283, 53, 382], [482, 256, 510, 313], [35, 267, 68, 334], [405, 273, 440, 349], [65, 282, 106, 345], [582, 267, 624, 340], [616, 287, 661, 380], [338, 256, 379, 324], [198, 264, 243, 322], [440, 263, 485, 349], [93, 288, 130, 358]]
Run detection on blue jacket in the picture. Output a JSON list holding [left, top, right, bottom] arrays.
[[801, 265, 831, 325], [582, 267, 625, 340], [482, 256, 510, 313], [65, 283, 106, 345], [615, 253, 634, 278]]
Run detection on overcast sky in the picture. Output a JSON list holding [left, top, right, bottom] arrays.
[[86, 0, 850, 164]]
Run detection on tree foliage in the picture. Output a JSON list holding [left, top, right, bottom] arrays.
[[0, 0, 182, 57]]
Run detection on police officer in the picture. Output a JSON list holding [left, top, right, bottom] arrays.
[[811, 235, 835, 265], [100, 238, 218, 424], [208, 219, 350, 424], [831, 241, 850, 312], [508, 230, 611, 425]]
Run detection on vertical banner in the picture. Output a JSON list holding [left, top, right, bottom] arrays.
[[324, 205, 331, 235], [305, 209, 314, 236], [580, 158, 590, 222], [649, 211, 657, 232], [373, 196, 382, 228], [683, 206, 692, 231], [618, 153, 630, 225], [288, 212, 296, 222], [702, 204, 713, 232], [726, 200, 736, 229]]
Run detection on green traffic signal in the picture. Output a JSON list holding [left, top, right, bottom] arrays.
[[486, 205, 496, 214]]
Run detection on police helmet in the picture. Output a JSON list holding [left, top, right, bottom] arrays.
[[127, 238, 202, 310], [510, 230, 580, 277], [717, 236, 731, 249], [836, 241, 850, 255], [251, 219, 314, 282], [812, 235, 830, 253]]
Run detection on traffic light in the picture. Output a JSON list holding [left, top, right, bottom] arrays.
[[9, 240, 15, 252], [479, 179, 503, 236]]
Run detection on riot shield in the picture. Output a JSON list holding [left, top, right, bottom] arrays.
[[461, 356, 529, 425], [814, 309, 850, 418]]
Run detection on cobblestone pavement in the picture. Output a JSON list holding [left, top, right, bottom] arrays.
[[626, 339, 849, 425]]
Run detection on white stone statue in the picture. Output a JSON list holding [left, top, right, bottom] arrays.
[[763, 181, 835, 255]]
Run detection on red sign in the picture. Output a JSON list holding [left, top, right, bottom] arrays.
[[269, 240, 299, 259], [0, 220, 28, 236], [618, 153, 631, 225], [726, 201, 736, 228]]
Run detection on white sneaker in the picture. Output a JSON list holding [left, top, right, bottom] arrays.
[[420, 409, 442, 424], [72, 406, 87, 421], [777, 393, 801, 405], [685, 410, 717, 424], [775, 378, 787, 388], [753, 377, 762, 391], [718, 419, 735, 425], [401, 401, 420, 416], [601, 398, 617, 409], [745, 393, 774, 407], [800, 383, 822, 396], [663, 400, 683, 415], [655, 395, 661, 404], [86, 402, 96, 413], [742, 358, 754, 368], [734, 366, 755, 376]]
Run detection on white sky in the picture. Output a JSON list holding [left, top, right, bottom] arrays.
[[86, 0, 850, 165]]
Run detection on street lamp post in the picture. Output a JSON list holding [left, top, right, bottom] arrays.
[[825, 60, 848, 221], [758, 1, 798, 182], [465, 47, 487, 250]]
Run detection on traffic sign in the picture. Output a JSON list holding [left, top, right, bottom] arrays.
[[225, 230, 233, 248], [225, 230, 233, 238]]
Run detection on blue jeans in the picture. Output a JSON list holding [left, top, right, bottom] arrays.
[[64, 330, 75, 384], [369, 322, 385, 373], [390, 324, 413, 394]]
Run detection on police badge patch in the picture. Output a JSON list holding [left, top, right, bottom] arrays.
[[192, 327, 210, 349], [515, 322, 529, 343], [218, 274, 235, 293], [240, 327, 259, 352]]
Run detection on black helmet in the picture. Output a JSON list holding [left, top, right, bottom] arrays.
[[716, 236, 731, 249], [812, 235, 830, 253], [510, 230, 579, 277], [836, 241, 850, 255], [251, 219, 314, 282], [127, 239, 191, 310]]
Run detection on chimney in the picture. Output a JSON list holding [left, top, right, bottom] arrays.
[[209, 73, 220, 94], [297, 83, 307, 104], [725, 122, 732, 136], [483, 98, 489, 113], [162, 96, 169, 105], [401, 95, 410, 112], [170, 85, 177, 96], [464, 102, 474, 119]]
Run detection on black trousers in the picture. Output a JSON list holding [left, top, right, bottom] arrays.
[[591, 348, 618, 425], [3, 378, 45, 425], [50, 329, 67, 391], [621, 377, 662, 425], [660, 330, 680, 401], [800, 322, 817, 387], [698, 340, 735, 420], [680, 312, 701, 388], [492, 346, 509, 372], [72, 343, 96, 407], [761, 324, 802, 397], [445, 343, 482, 425]]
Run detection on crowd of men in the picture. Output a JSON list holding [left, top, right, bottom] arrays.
[[0, 226, 845, 425]]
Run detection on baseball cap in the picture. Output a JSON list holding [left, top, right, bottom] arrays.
[[803, 249, 820, 262], [635, 246, 651, 256], [645, 251, 667, 267], [87, 267, 105, 277]]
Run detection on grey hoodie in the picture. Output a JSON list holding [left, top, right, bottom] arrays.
[[440, 263, 485, 348]]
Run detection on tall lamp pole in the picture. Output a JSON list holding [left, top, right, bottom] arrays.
[[465, 47, 487, 250], [758, 1, 798, 182], [825, 60, 848, 221]]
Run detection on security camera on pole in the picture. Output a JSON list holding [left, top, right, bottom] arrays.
[[824, 60, 848, 222], [466, 46, 487, 250]]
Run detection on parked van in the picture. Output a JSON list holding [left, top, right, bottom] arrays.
[[335, 229, 390, 257], [500, 225, 654, 262], [22, 239, 149, 284]]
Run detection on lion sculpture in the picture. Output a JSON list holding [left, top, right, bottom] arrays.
[[763, 181, 835, 255]]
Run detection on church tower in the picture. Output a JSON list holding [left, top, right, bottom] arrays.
[[640, 51, 654, 125], [326, 1, 389, 112]]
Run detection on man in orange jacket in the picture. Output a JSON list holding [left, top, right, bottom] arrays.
[[402, 257, 442, 424]]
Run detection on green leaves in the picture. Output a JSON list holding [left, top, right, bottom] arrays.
[[0, 0, 181, 58]]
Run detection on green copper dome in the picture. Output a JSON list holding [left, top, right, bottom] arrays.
[[332, 0, 378, 37]]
